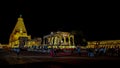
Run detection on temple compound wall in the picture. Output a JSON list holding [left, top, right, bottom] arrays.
[[87, 40, 120, 48]]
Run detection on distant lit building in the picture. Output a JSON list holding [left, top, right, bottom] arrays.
[[0, 44, 9, 49], [87, 40, 120, 48]]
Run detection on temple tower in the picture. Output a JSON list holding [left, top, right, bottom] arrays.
[[9, 15, 31, 48]]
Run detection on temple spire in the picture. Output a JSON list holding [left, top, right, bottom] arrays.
[[9, 15, 31, 48], [9, 15, 27, 42]]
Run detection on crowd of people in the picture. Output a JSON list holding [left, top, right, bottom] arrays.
[[76, 46, 120, 57], [8, 45, 120, 57]]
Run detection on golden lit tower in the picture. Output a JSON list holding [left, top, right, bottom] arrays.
[[9, 15, 31, 48]]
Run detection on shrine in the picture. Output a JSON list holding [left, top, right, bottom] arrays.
[[43, 31, 76, 49]]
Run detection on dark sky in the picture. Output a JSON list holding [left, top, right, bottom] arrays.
[[0, 1, 119, 44]]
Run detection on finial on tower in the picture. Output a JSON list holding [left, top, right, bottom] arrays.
[[19, 14, 22, 18], [18, 14, 23, 21]]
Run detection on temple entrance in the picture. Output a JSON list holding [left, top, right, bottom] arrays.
[[19, 37, 28, 49]]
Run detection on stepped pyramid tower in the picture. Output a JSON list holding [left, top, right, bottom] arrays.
[[9, 15, 31, 48]]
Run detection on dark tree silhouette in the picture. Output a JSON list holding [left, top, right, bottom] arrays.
[[70, 30, 87, 46]]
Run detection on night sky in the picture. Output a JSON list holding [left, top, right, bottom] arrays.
[[0, 1, 119, 44]]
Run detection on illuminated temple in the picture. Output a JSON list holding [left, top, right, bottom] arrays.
[[0, 15, 75, 49], [9, 15, 41, 48], [0, 15, 120, 49], [43, 31, 76, 49]]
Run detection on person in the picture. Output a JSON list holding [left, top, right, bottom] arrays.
[[76, 46, 81, 56], [50, 48, 55, 57], [16, 48, 20, 56], [87, 48, 94, 57], [54, 49, 57, 57]]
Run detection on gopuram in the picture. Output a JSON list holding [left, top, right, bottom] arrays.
[[9, 15, 41, 48]]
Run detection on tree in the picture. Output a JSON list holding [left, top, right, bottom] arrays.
[[70, 30, 87, 46]]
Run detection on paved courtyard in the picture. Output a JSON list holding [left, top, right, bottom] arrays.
[[1, 51, 120, 68]]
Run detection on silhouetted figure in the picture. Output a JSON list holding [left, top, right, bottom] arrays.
[[76, 46, 81, 56], [50, 48, 55, 57], [16, 48, 20, 56]]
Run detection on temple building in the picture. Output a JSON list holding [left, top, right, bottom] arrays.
[[43, 31, 76, 49]]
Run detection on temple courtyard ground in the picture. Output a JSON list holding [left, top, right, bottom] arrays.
[[1, 51, 120, 68]]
